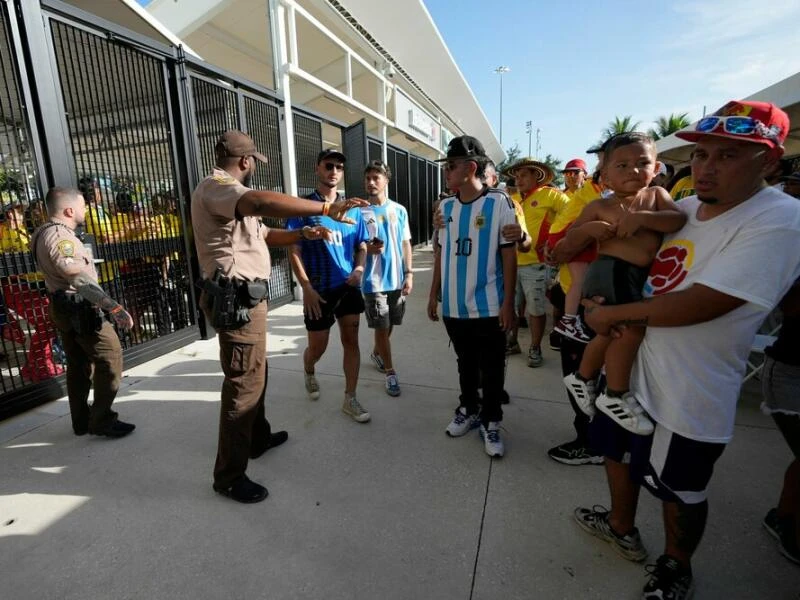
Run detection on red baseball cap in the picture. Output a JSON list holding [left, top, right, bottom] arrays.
[[675, 100, 789, 149], [562, 159, 588, 173]]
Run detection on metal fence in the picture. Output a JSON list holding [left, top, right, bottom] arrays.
[[50, 19, 192, 349], [187, 73, 292, 305]]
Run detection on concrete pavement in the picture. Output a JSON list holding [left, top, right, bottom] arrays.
[[0, 248, 797, 599]]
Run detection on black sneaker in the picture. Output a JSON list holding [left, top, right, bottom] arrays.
[[250, 431, 289, 459], [549, 330, 562, 351], [643, 555, 694, 599], [547, 440, 604, 465], [764, 508, 800, 565], [214, 475, 269, 504], [89, 420, 136, 438], [763, 507, 783, 541]]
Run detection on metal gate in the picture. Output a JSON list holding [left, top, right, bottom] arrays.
[[293, 111, 323, 198], [0, 1, 52, 410], [187, 72, 292, 306], [48, 18, 194, 349]]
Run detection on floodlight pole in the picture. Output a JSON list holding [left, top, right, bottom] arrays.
[[494, 66, 510, 146]]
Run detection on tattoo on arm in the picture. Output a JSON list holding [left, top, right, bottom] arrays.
[[71, 274, 120, 312], [616, 317, 649, 327]]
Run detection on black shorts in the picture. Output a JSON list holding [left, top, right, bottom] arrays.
[[590, 411, 725, 504], [304, 284, 365, 331], [582, 255, 650, 305]]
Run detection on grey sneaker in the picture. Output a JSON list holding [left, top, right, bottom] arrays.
[[370, 352, 385, 373], [385, 372, 401, 397], [304, 372, 320, 400], [527, 345, 543, 368], [342, 394, 370, 423], [574, 506, 648, 562], [479, 422, 505, 457], [445, 407, 480, 437]]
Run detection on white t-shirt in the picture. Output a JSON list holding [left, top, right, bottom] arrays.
[[632, 187, 800, 443]]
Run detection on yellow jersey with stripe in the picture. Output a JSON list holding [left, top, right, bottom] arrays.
[[512, 186, 569, 266]]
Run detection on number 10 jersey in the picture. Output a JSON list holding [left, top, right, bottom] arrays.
[[438, 188, 517, 319]]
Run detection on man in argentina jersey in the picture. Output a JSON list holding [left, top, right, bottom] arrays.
[[360, 160, 413, 397], [427, 136, 518, 458], [287, 149, 372, 424]]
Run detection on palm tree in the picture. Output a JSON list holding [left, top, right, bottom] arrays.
[[648, 112, 691, 140], [542, 154, 563, 187], [602, 115, 641, 140]]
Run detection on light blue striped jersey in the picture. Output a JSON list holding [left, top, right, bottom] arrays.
[[361, 199, 411, 294], [438, 188, 517, 319]]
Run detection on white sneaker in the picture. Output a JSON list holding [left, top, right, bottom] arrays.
[[304, 372, 320, 400], [342, 394, 370, 423], [554, 316, 592, 343], [445, 407, 479, 437], [563, 373, 597, 416], [480, 422, 505, 457], [596, 392, 654, 436]]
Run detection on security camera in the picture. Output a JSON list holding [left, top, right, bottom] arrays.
[[384, 64, 396, 79]]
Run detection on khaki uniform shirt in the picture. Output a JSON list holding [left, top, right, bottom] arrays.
[[32, 221, 98, 293], [191, 168, 270, 281]]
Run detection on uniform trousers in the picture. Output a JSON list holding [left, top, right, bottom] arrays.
[[443, 316, 505, 424], [49, 302, 121, 434], [213, 301, 272, 490]]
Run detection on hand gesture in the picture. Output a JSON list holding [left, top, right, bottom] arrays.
[[303, 286, 327, 320], [402, 273, 413, 296], [427, 293, 439, 321], [304, 226, 333, 242], [498, 301, 516, 332], [502, 222, 523, 242], [581, 296, 620, 337], [109, 306, 134, 331], [584, 220, 617, 242], [327, 198, 369, 224], [366, 238, 385, 255], [433, 209, 445, 230], [346, 267, 364, 287], [615, 212, 641, 239]]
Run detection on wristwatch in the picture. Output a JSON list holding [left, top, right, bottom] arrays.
[[301, 226, 313, 240]]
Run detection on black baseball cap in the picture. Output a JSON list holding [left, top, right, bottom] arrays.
[[317, 148, 346, 164], [436, 135, 488, 162]]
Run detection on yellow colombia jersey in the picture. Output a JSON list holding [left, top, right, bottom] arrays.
[[0, 224, 44, 281], [84, 205, 116, 283], [670, 176, 695, 201], [548, 178, 602, 293], [512, 186, 569, 266]]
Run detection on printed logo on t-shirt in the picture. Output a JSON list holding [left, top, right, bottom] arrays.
[[644, 239, 695, 296]]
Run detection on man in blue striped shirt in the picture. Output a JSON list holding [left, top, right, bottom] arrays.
[[288, 149, 372, 423], [360, 160, 413, 397], [427, 136, 518, 457]]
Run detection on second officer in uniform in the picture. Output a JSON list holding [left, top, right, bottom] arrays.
[[32, 187, 136, 438]]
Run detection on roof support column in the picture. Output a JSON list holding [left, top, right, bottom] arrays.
[[269, 0, 297, 196]]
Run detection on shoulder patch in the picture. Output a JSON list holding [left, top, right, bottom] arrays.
[[57, 239, 75, 257], [212, 173, 237, 185]]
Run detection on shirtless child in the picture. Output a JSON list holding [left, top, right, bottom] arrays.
[[560, 132, 687, 435]]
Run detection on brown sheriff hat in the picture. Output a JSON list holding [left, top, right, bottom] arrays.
[[215, 130, 268, 163], [502, 157, 554, 186]]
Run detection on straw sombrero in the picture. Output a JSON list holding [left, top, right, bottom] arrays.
[[502, 157, 554, 186]]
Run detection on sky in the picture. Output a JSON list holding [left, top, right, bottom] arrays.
[[424, 0, 800, 166]]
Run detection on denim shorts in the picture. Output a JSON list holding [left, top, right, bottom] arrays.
[[761, 356, 800, 417], [517, 264, 548, 317]]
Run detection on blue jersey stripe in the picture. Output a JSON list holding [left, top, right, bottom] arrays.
[[441, 201, 454, 314], [456, 203, 472, 318], [474, 196, 494, 316]]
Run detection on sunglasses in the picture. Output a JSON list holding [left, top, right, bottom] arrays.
[[324, 162, 344, 172], [694, 116, 771, 138]]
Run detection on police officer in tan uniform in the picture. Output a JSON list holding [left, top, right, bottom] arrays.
[[193, 130, 365, 504], [32, 187, 136, 437]]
